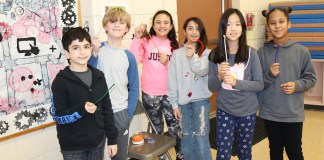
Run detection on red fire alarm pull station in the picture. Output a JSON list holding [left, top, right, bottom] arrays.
[[246, 13, 254, 30]]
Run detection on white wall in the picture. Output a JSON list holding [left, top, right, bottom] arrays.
[[1, 0, 176, 160], [79, 0, 179, 136], [80, 0, 178, 49], [231, 0, 309, 50], [2, 0, 309, 159]]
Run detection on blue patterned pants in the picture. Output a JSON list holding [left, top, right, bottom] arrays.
[[216, 109, 256, 160]]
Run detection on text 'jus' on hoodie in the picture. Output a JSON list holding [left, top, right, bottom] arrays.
[[129, 36, 172, 95]]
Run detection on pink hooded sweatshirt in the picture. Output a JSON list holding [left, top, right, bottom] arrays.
[[129, 36, 172, 95]]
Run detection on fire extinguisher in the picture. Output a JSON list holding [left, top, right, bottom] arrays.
[[246, 13, 254, 30]]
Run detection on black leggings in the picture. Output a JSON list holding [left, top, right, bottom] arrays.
[[142, 92, 182, 157], [264, 119, 304, 160]]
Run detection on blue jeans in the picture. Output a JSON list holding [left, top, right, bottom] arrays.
[[216, 109, 256, 160], [179, 99, 212, 160], [61, 138, 105, 160]]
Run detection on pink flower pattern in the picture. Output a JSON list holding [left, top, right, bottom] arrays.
[[0, 22, 12, 41]]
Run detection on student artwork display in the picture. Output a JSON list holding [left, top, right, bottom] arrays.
[[0, 0, 80, 141]]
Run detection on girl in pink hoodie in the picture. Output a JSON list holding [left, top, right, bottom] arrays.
[[129, 10, 183, 160]]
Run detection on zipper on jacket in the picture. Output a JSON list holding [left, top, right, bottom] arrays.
[[74, 74, 98, 147], [87, 87, 97, 148], [90, 114, 97, 148]]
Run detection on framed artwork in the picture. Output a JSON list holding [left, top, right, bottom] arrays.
[[0, 0, 81, 141]]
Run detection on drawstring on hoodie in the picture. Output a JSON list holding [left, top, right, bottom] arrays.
[[274, 44, 281, 63]]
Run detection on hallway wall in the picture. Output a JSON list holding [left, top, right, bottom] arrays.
[[231, 0, 311, 50]]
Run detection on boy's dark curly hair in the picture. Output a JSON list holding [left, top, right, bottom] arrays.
[[62, 27, 91, 52]]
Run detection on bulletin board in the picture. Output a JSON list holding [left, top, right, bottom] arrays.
[[0, 0, 81, 141]]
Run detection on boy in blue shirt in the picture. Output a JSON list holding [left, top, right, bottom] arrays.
[[89, 7, 139, 160]]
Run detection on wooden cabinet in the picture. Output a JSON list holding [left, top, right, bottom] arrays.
[[304, 59, 324, 106]]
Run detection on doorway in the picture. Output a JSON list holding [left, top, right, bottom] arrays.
[[177, 0, 231, 113]]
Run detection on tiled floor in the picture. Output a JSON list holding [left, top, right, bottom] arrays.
[[164, 109, 324, 160]]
